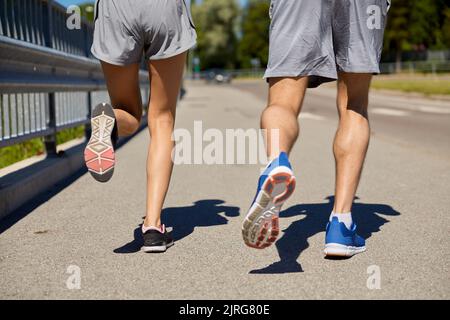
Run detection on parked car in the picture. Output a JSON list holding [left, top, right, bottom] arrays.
[[204, 69, 233, 84]]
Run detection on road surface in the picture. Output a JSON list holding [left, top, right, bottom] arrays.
[[0, 80, 449, 299]]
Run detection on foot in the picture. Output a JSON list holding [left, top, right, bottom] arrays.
[[142, 225, 174, 253], [84, 103, 118, 183], [324, 217, 366, 257], [242, 152, 296, 249]]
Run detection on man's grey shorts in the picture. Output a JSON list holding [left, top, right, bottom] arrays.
[[264, 0, 391, 87], [91, 0, 197, 65]]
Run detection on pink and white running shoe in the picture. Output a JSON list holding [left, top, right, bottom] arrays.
[[84, 103, 117, 183]]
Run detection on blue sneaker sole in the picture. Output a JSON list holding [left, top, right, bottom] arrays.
[[324, 243, 366, 257], [242, 168, 296, 249]]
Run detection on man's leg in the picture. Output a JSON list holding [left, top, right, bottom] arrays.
[[143, 52, 187, 228], [333, 72, 372, 213], [262, 77, 308, 158], [323, 72, 371, 257], [242, 77, 307, 249]]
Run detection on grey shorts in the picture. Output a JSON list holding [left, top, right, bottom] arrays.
[[91, 0, 197, 65], [264, 0, 391, 87]]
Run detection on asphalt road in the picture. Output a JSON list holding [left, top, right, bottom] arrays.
[[0, 80, 449, 299]]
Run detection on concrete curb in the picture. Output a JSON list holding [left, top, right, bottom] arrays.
[[0, 143, 85, 219], [0, 119, 148, 221]]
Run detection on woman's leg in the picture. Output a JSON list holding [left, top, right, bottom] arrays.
[[144, 52, 187, 228], [100, 61, 144, 136], [85, 62, 144, 182]]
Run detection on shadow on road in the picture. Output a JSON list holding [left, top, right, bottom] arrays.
[[250, 196, 400, 274], [0, 167, 87, 235], [114, 199, 240, 254]]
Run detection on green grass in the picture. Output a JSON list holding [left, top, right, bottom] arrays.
[[56, 126, 85, 145], [0, 126, 85, 169], [371, 78, 450, 96]]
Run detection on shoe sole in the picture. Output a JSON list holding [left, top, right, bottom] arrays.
[[84, 103, 116, 183], [142, 241, 174, 253], [324, 243, 366, 257], [242, 167, 296, 249]]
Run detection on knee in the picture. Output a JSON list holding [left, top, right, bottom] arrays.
[[148, 109, 175, 133]]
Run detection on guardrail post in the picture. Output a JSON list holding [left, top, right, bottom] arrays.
[[43, 0, 54, 48], [42, 0, 58, 156], [85, 92, 92, 140], [44, 93, 57, 156]]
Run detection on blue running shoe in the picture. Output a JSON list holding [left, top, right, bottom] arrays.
[[242, 152, 296, 249], [324, 217, 366, 257]]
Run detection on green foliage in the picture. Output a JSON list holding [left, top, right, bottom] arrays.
[[56, 126, 85, 145], [436, 5, 450, 49], [192, 0, 240, 69], [371, 76, 450, 96], [384, 0, 450, 59], [237, 0, 270, 69], [0, 138, 44, 169], [79, 2, 95, 23], [409, 0, 439, 48]]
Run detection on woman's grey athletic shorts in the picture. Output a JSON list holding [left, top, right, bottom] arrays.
[[264, 0, 391, 87], [91, 0, 197, 65]]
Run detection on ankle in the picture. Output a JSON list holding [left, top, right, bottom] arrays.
[[330, 211, 353, 229], [333, 204, 352, 214], [332, 210, 351, 215], [143, 218, 161, 228]]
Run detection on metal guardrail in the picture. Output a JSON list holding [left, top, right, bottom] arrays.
[[0, 0, 148, 153]]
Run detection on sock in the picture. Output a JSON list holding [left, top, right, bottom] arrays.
[[142, 224, 165, 234], [330, 212, 353, 229]]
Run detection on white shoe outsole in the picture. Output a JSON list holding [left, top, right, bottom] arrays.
[[142, 241, 174, 253], [242, 167, 296, 249], [324, 243, 366, 257]]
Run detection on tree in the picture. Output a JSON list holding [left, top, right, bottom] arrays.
[[442, 7, 450, 48], [384, 0, 411, 67], [192, 0, 239, 70], [434, 0, 450, 49], [409, 0, 439, 49], [237, 0, 270, 69], [383, 0, 445, 68], [78, 2, 95, 22]]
